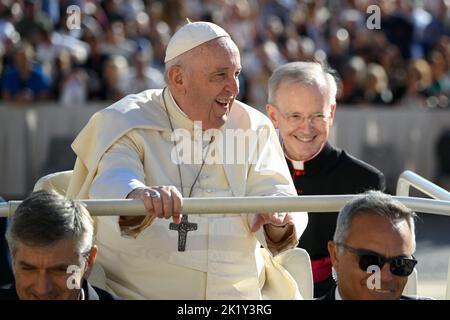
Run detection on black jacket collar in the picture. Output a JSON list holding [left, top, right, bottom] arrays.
[[83, 280, 100, 300]]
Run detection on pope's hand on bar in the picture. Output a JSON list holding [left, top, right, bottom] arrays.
[[251, 212, 294, 232], [127, 186, 183, 224]]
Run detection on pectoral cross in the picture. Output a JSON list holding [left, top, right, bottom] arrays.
[[169, 215, 198, 252]]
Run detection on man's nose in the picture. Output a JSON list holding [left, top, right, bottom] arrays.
[[225, 76, 239, 95], [380, 262, 395, 282], [34, 272, 53, 298], [297, 117, 315, 130]]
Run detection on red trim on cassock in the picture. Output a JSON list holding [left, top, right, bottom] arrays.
[[292, 169, 304, 194], [311, 257, 332, 283]]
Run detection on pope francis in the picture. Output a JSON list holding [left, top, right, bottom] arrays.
[[67, 21, 308, 299]]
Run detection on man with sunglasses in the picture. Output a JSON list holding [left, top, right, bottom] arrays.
[[266, 62, 386, 297], [324, 191, 420, 300]]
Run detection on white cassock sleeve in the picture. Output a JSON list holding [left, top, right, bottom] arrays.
[[244, 125, 308, 254], [90, 131, 147, 200]]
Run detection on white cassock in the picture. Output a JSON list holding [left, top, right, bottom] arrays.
[[67, 88, 308, 299]]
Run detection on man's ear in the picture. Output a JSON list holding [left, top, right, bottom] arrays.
[[266, 104, 279, 128], [167, 65, 185, 93], [328, 241, 339, 269], [328, 103, 337, 126], [83, 245, 98, 279]]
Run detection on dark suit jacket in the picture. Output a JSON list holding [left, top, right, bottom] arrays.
[[0, 280, 119, 300], [316, 284, 433, 300]]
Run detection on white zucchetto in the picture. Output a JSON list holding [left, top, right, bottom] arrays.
[[164, 21, 230, 63]]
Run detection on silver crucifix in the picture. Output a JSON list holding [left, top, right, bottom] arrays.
[[169, 215, 198, 251]]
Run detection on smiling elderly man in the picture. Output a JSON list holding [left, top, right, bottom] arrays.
[[66, 21, 308, 300], [266, 62, 385, 297]]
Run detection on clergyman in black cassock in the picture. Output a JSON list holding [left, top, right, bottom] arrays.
[[265, 62, 386, 298]]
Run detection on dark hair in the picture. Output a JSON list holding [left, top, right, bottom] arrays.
[[5, 190, 94, 260], [333, 190, 417, 253]]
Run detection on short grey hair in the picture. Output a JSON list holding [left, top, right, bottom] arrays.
[[164, 39, 213, 85], [333, 191, 417, 254], [267, 61, 337, 107], [164, 53, 186, 84], [6, 190, 95, 263]]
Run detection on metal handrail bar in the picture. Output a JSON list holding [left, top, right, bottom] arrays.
[[395, 171, 450, 301], [1, 195, 450, 218], [396, 170, 450, 201]]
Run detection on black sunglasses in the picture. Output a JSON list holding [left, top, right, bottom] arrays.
[[335, 243, 417, 277]]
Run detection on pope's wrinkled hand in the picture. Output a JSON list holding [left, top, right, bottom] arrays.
[[127, 186, 183, 224], [251, 212, 294, 232]]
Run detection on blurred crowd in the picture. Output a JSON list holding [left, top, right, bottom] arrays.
[[2, 0, 450, 111]]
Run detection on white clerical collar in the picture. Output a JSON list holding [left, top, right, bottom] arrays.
[[285, 154, 304, 170], [281, 140, 325, 170], [165, 88, 195, 131], [335, 286, 343, 300]]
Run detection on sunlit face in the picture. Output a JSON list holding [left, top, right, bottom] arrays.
[[13, 239, 95, 300], [175, 37, 241, 130], [328, 214, 414, 300], [267, 81, 335, 161]]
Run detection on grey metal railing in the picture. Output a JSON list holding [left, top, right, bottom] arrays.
[[1, 194, 450, 218], [396, 170, 450, 201], [395, 170, 450, 300]]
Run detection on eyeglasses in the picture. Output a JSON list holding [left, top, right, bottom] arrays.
[[335, 242, 417, 277], [275, 109, 331, 127]]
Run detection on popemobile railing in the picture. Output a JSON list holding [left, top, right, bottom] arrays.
[[396, 170, 450, 201], [1, 170, 449, 218], [1, 194, 450, 218], [395, 170, 450, 300]]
